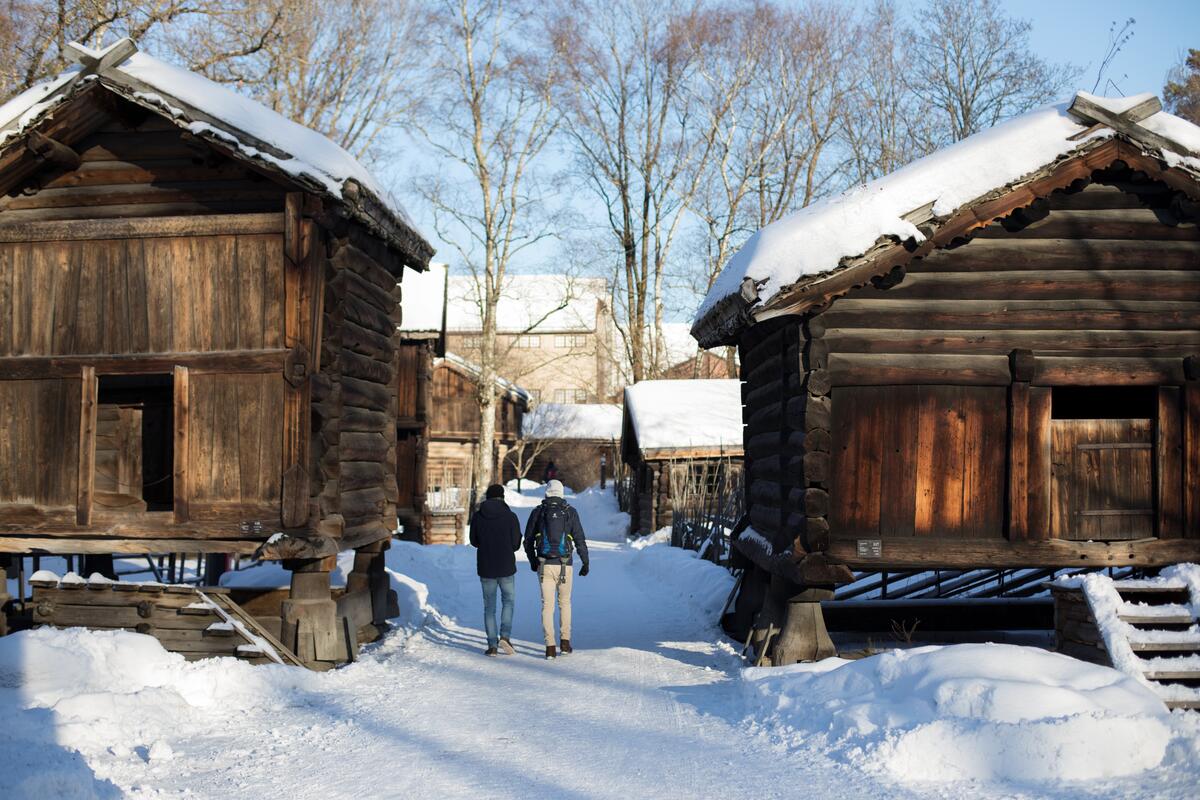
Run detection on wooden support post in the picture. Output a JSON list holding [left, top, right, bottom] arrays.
[[280, 555, 348, 668], [1185, 379, 1200, 537], [76, 366, 97, 526], [173, 366, 190, 523], [342, 538, 397, 643], [281, 198, 314, 530], [771, 587, 837, 665], [1158, 387, 1184, 538]]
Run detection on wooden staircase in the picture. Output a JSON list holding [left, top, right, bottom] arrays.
[[1052, 581, 1200, 710], [30, 575, 304, 667]]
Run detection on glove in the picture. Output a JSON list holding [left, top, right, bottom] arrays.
[[579, 563, 589, 577], [530, 559, 540, 572]]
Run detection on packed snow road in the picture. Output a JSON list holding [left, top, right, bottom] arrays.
[[3, 484, 1200, 798]]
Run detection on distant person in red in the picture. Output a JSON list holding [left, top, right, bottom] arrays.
[[542, 460, 558, 484]]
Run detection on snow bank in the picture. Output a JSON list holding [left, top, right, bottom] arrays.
[[744, 643, 1171, 784], [624, 379, 743, 454], [626, 534, 734, 619]]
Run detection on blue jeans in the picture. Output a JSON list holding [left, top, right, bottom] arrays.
[[481, 575, 515, 648]]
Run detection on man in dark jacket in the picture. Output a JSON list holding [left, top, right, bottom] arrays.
[[469, 484, 521, 656], [523, 479, 589, 659]]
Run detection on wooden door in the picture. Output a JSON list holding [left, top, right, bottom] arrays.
[[1050, 419, 1153, 540]]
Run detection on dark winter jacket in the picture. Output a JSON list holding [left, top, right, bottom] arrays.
[[469, 498, 522, 578], [523, 496, 589, 567]]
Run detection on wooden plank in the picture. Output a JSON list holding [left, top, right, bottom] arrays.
[[825, 535, 1200, 569], [828, 353, 1011, 386], [1158, 387, 1184, 538], [1027, 387, 1052, 540], [824, 328, 1200, 358], [1032, 357, 1186, 386], [0, 349, 288, 379], [0, 213, 284, 242], [1009, 383, 1030, 540], [874, 270, 1200, 301], [878, 386, 918, 537], [76, 367, 97, 526], [917, 238, 1200, 273], [0, 536, 264, 554], [1186, 383, 1200, 538], [820, 299, 1200, 331], [174, 366, 190, 523]]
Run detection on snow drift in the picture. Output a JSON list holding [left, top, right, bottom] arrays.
[[744, 643, 1171, 784]]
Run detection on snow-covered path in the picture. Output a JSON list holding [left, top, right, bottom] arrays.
[[5, 485, 1200, 798]]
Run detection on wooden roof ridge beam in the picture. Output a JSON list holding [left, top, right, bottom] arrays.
[[1068, 92, 1199, 159], [64, 38, 138, 77]]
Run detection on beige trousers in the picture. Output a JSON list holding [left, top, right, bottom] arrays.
[[538, 563, 573, 646]]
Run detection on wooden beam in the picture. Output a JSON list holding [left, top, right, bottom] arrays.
[[25, 131, 81, 170], [0, 537, 262, 555], [827, 353, 1011, 386], [826, 536, 1200, 569], [0, 349, 288, 379], [1008, 381, 1030, 540], [1157, 387, 1184, 538], [1032, 357, 1187, 386], [0, 213, 284, 243], [76, 367, 97, 526], [173, 366, 190, 523], [1068, 93, 1197, 159], [1186, 381, 1200, 537]]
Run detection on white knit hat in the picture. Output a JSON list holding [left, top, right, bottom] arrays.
[[545, 479, 565, 498]]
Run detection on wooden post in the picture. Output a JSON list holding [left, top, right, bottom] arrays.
[[1185, 375, 1200, 537], [280, 555, 346, 668], [173, 366, 190, 523], [76, 366, 98, 526], [281, 199, 313, 529], [772, 587, 837, 665], [1157, 387, 1184, 538], [343, 538, 397, 643]]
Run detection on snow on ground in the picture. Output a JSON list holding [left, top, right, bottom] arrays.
[[4, 486, 1200, 798]]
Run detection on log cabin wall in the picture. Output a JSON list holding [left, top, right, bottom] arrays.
[[740, 317, 828, 555], [802, 161, 1200, 568], [314, 239, 401, 551]]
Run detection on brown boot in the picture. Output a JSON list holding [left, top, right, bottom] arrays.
[[545, 645, 557, 659], [560, 639, 573, 655]]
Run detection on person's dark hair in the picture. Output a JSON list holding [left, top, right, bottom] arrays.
[[485, 484, 505, 500]]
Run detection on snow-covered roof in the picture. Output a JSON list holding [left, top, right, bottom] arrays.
[[0, 39, 432, 268], [399, 262, 448, 335], [447, 275, 607, 333], [438, 352, 531, 406], [693, 91, 1200, 346], [623, 379, 743, 456], [523, 403, 622, 441]]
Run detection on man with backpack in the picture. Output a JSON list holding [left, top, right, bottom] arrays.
[[470, 484, 522, 657], [523, 479, 589, 659]]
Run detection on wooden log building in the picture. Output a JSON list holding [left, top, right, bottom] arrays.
[[395, 263, 448, 542], [691, 92, 1200, 665], [0, 40, 433, 667], [422, 352, 529, 544], [621, 380, 744, 536]]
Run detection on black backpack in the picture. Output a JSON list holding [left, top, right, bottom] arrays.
[[535, 502, 573, 559]]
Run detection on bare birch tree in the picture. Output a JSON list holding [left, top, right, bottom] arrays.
[[552, 0, 724, 383], [907, 0, 1079, 144], [418, 0, 560, 499], [164, 0, 429, 160]]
